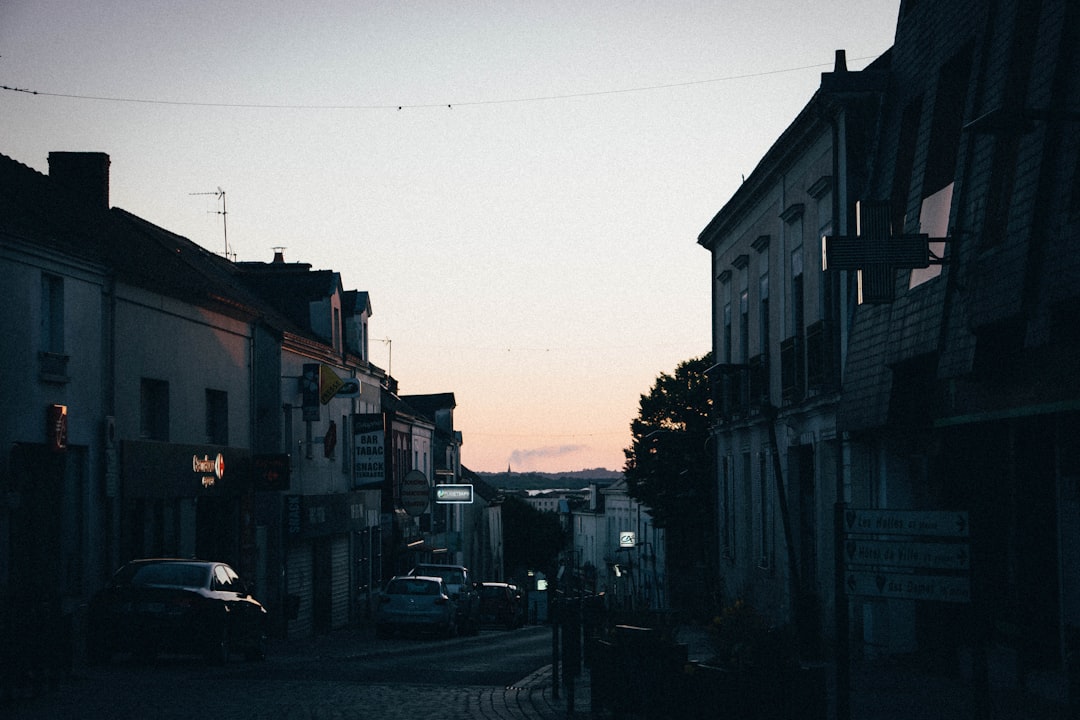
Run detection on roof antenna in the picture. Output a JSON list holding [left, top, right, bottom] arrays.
[[189, 187, 230, 259]]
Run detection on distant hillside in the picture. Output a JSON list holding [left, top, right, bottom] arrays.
[[477, 468, 622, 491]]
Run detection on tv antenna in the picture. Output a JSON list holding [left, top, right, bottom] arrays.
[[376, 337, 392, 377], [189, 187, 230, 259]]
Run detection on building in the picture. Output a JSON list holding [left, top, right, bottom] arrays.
[[0, 150, 402, 671], [698, 49, 884, 648], [700, 0, 1080, 698], [599, 480, 666, 610], [235, 253, 386, 636]]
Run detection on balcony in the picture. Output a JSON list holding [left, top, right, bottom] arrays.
[[38, 351, 70, 384]]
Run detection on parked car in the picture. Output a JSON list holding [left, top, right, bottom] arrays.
[[87, 558, 267, 664], [407, 563, 481, 635], [479, 581, 525, 629], [375, 575, 457, 638]]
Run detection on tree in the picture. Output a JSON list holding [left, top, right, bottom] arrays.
[[623, 352, 714, 527], [623, 352, 716, 614], [501, 495, 566, 579]]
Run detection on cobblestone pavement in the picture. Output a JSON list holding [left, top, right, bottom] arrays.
[[8, 620, 1070, 719], [3, 625, 589, 720]]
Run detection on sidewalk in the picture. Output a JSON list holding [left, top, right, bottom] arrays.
[[268, 624, 1072, 720]]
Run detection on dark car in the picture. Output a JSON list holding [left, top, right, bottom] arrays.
[[479, 581, 525, 629], [87, 558, 267, 664], [375, 575, 458, 638], [407, 563, 481, 635]]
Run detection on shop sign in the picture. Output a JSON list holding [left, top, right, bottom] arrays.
[[400, 470, 430, 516], [435, 484, 473, 504], [354, 413, 385, 486], [253, 453, 291, 491], [47, 404, 68, 453], [193, 452, 225, 488]]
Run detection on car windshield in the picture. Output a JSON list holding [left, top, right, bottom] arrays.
[[387, 578, 440, 596], [129, 563, 208, 589], [481, 586, 504, 599], [418, 567, 463, 585]]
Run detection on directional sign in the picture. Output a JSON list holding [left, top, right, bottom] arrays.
[[843, 508, 968, 537], [434, 484, 473, 504], [844, 539, 970, 571], [845, 570, 971, 603]]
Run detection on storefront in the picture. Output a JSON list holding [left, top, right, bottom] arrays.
[[119, 440, 254, 577], [282, 490, 378, 637]]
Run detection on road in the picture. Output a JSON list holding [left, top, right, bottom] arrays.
[[6, 625, 562, 720]]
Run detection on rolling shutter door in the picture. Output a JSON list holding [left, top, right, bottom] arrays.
[[286, 542, 313, 638], [331, 534, 350, 629]]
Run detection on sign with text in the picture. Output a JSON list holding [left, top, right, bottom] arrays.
[[844, 538, 969, 571], [400, 470, 430, 516], [843, 508, 968, 537], [841, 505, 971, 604], [435, 484, 474, 504], [353, 413, 385, 486], [845, 570, 971, 603]]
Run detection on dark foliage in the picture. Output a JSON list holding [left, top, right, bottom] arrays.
[[622, 352, 714, 529], [501, 495, 567, 576]]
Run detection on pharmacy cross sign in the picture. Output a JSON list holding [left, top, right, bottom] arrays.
[[822, 201, 946, 304]]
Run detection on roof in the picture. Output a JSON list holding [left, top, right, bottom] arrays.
[[235, 260, 342, 332], [400, 393, 457, 417]]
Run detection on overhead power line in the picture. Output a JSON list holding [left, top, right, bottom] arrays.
[[0, 56, 877, 111]]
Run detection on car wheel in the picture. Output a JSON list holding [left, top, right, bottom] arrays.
[[206, 621, 230, 665]]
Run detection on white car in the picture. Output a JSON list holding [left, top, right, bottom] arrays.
[[375, 575, 458, 638], [407, 564, 481, 635]]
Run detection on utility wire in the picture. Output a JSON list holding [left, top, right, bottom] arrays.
[[0, 56, 876, 110]]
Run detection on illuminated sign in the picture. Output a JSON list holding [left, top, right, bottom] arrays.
[[619, 531, 636, 548], [193, 453, 224, 488], [435, 484, 474, 504]]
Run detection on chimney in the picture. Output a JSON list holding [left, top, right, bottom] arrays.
[[48, 152, 111, 209], [272, 247, 286, 263], [834, 49, 848, 73]]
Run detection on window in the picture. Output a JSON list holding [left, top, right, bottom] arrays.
[[41, 273, 64, 354], [739, 290, 750, 364], [925, 46, 973, 199], [213, 565, 235, 591], [891, 98, 923, 235], [140, 378, 170, 441], [759, 273, 770, 362], [39, 273, 69, 381], [742, 452, 753, 562], [909, 183, 952, 288], [333, 307, 341, 353], [206, 389, 228, 445], [722, 455, 735, 560], [791, 246, 805, 337], [723, 303, 732, 364], [759, 450, 771, 568]]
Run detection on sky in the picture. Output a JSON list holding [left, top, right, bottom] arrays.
[[1, 1, 899, 473]]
